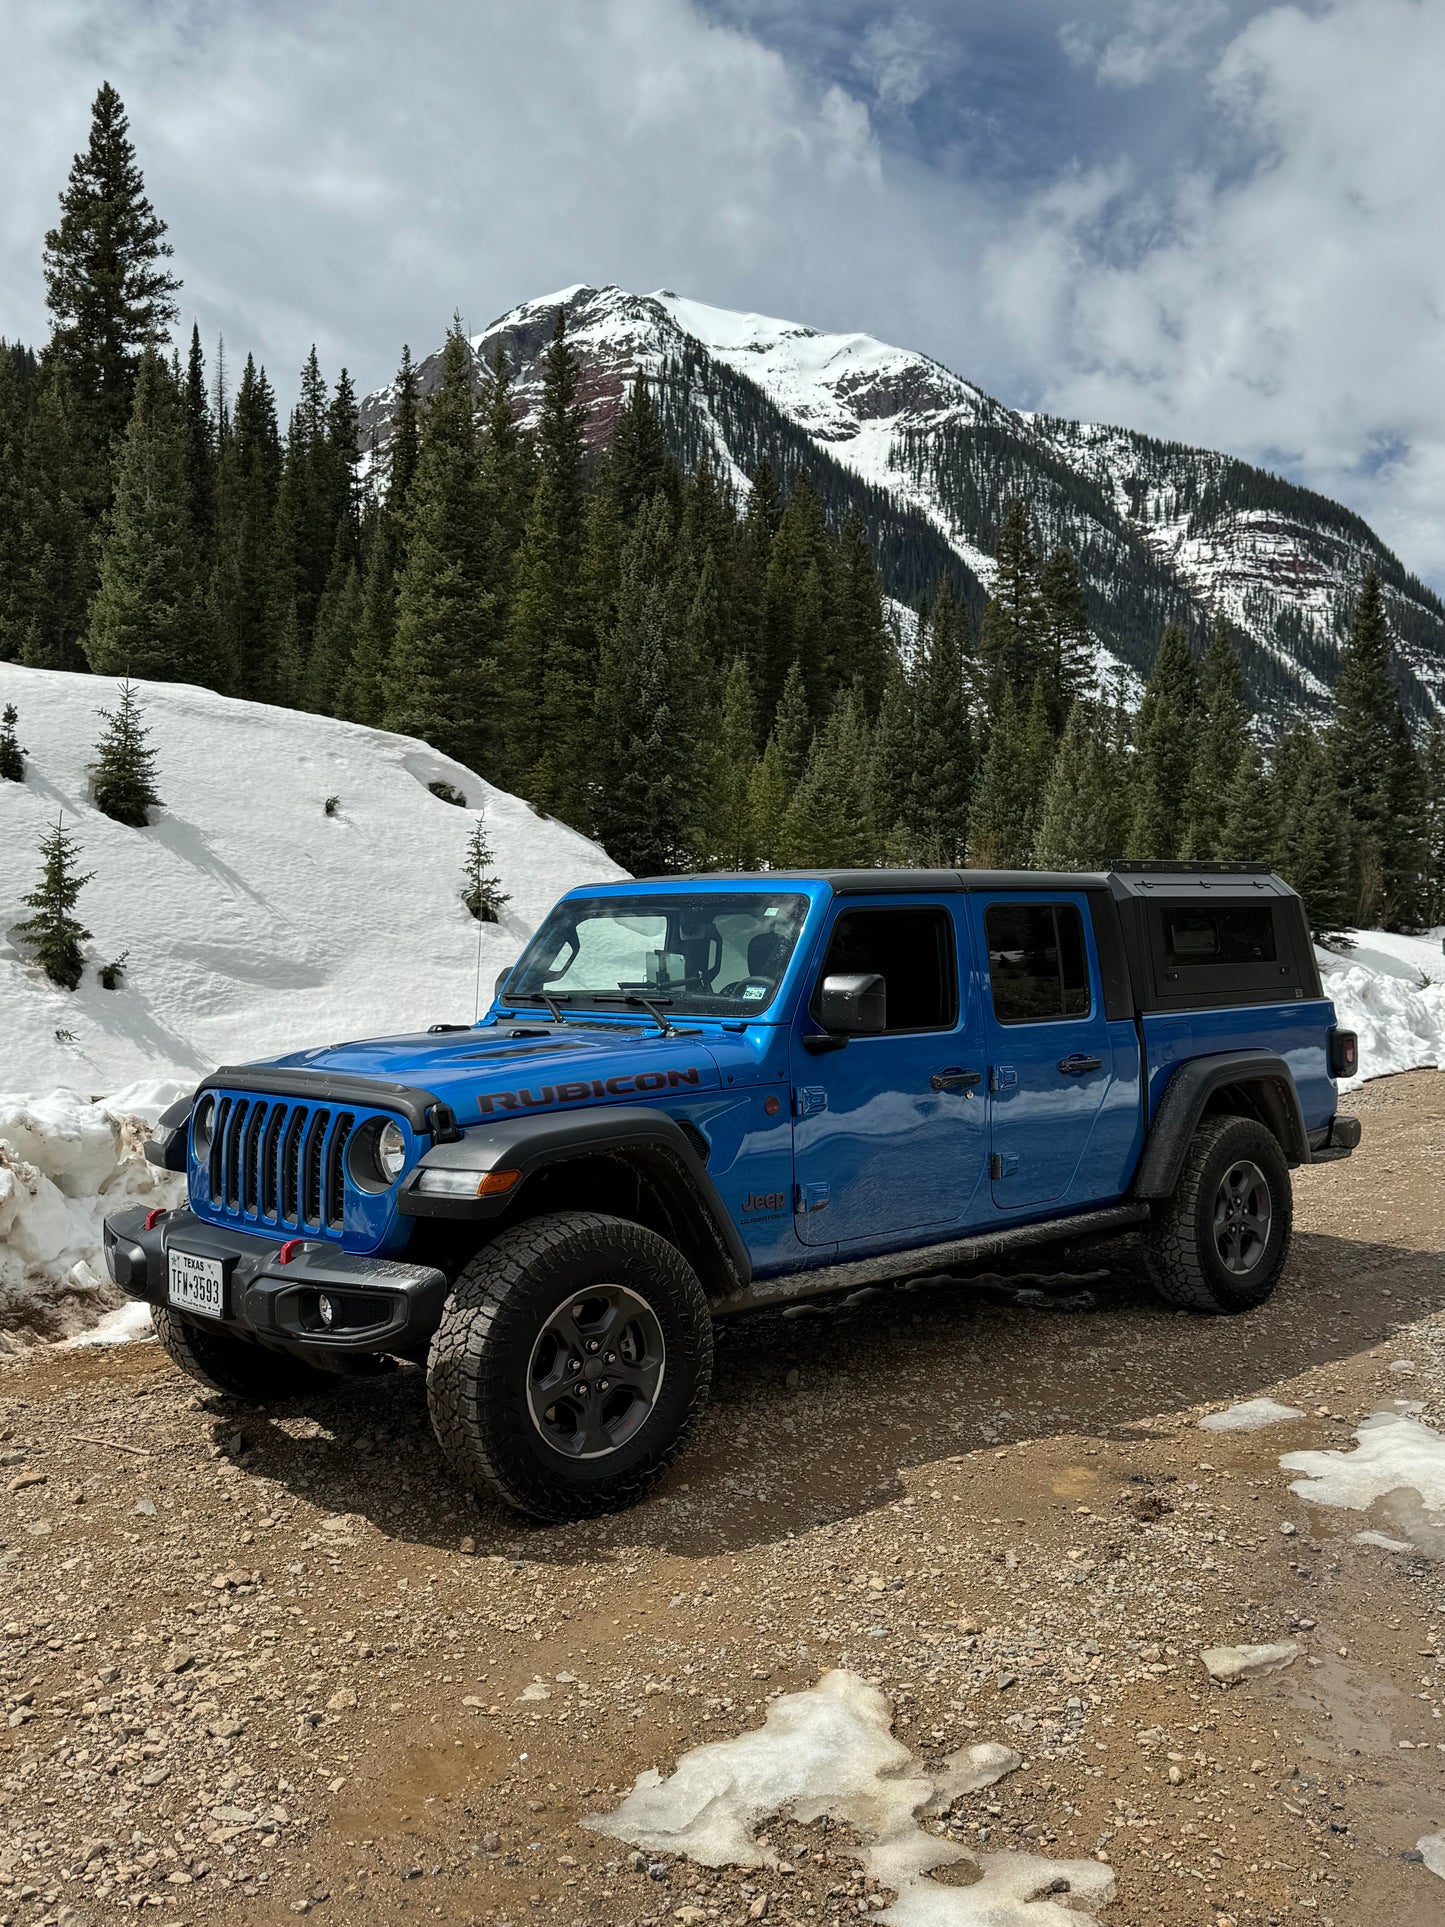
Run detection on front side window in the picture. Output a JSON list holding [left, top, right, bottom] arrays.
[[814, 906, 958, 1033], [506, 893, 809, 1017], [985, 902, 1091, 1024]]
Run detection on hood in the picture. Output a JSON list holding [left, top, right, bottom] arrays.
[[261, 1021, 724, 1125]]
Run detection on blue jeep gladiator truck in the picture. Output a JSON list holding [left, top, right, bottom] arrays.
[[104, 865, 1361, 1521]]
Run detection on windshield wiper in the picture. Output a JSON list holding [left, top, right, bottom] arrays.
[[504, 991, 574, 1025], [590, 993, 696, 1038]]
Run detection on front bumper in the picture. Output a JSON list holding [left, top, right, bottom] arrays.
[[1307, 1112, 1363, 1163], [101, 1206, 448, 1356]]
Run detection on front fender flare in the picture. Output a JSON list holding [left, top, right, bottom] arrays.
[[398, 1105, 751, 1295], [1133, 1050, 1310, 1200]]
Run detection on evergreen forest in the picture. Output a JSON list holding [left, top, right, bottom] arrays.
[[3, 86, 1443, 936]]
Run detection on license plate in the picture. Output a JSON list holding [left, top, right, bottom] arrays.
[[168, 1248, 225, 1319]]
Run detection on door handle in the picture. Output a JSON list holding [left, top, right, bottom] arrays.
[[1058, 1054, 1102, 1075], [931, 1067, 983, 1092]]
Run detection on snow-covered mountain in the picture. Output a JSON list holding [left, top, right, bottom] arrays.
[[359, 285, 1445, 726]]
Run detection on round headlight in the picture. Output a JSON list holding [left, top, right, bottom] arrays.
[[192, 1094, 216, 1158], [376, 1120, 406, 1183]]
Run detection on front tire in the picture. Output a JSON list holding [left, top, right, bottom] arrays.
[[1146, 1114, 1292, 1313], [426, 1212, 714, 1522], [151, 1307, 333, 1399]]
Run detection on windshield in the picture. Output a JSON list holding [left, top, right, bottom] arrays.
[[504, 893, 810, 1018]]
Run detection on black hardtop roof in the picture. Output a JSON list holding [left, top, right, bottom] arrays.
[[635, 865, 1298, 901]]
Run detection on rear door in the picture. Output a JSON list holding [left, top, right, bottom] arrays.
[[971, 892, 1116, 1211], [789, 896, 988, 1247]]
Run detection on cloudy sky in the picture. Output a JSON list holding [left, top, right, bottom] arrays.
[[3, 0, 1443, 586]]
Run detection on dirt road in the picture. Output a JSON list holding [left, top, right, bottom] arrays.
[[3, 1073, 1444, 1927]]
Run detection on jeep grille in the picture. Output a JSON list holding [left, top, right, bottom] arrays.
[[202, 1096, 357, 1234]]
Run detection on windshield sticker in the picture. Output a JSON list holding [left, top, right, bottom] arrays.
[[476, 1066, 703, 1114], [742, 984, 768, 1000]]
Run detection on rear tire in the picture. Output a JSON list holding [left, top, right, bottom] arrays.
[[1146, 1114, 1292, 1314], [151, 1307, 332, 1400], [426, 1211, 713, 1522]]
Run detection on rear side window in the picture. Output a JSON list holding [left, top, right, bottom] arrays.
[[817, 906, 957, 1033], [985, 903, 1091, 1024], [1163, 906, 1276, 966]]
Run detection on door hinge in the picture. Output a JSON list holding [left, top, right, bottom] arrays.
[[794, 1086, 829, 1118], [989, 1152, 1019, 1180], [796, 1181, 830, 1214], [989, 1065, 1018, 1093]]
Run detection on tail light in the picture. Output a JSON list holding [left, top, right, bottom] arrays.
[[1329, 1028, 1358, 1079]]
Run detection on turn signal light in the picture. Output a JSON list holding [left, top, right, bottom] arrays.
[[478, 1168, 520, 1196], [1328, 1028, 1358, 1079]]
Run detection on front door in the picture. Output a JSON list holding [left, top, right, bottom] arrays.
[[971, 892, 1116, 1211], [790, 897, 988, 1248]]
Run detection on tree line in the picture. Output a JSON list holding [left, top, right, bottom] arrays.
[[2, 84, 1442, 945]]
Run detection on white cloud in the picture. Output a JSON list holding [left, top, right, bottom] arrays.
[[1, 0, 1443, 588]]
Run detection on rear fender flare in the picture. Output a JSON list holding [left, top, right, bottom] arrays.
[[1133, 1051, 1310, 1200], [399, 1105, 750, 1297]]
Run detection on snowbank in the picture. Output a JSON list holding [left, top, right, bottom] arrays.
[[0, 662, 623, 1338], [0, 1085, 185, 1343], [1317, 929, 1445, 1089]]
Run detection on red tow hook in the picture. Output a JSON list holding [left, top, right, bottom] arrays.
[[144, 1208, 169, 1232], [277, 1239, 304, 1265]]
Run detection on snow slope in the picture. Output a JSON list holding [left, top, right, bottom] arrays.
[[0, 662, 622, 1336], [1317, 929, 1445, 1088]]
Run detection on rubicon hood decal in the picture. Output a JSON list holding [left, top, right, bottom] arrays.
[[477, 1066, 704, 1113]]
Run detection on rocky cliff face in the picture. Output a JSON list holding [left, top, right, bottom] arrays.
[[359, 284, 1445, 724]]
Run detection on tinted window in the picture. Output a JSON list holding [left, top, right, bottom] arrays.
[[1163, 906, 1277, 967], [985, 903, 1091, 1024], [817, 907, 957, 1032]]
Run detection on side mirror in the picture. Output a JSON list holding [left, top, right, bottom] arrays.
[[817, 972, 886, 1034]]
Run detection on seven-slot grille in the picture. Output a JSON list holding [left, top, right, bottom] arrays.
[[202, 1097, 360, 1232]]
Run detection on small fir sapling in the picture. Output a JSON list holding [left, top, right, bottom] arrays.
[[92, 679, 161, 826], [324, 794, 340, 816], [99, 949, 130, 989], [0, 704, 24, 781], [18, 815, 94, 991], [462, 815, 510, 923]]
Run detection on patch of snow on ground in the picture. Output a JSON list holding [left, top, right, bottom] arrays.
[[1319, 930, 1445, 1089], [67, 1298, 155, 1347], [0, 1086, 185, 1343], [1281, 1412, 1445, 1558], [1200, 1399, 1305, 1432], [589, 1669, 1114, 1925]]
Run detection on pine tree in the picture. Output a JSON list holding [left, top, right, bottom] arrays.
[[1037, 544, 1093, 731], [907, 582, 973, 864], [978, 500, 1047, 714], [0, 348, 36, 661], [869, 661, 916, 857], [305, 544, 363, 714], [43, 83, 180, 454], [611, 373, 677, 523], [1216, 740, 1273, 863], [0, 702, 24, 781], [1326, 570, 1425, 927], [476, 343, 532, 626], [92, 678, 161, 826], [212, 353, 282, 697], [763, 478, 833, 723], [831, 515, 894, 707], [591, 503, 702, 874], [182, 324, 215, 544], [342, 348, 423, 725], [749, 736, 788, 868], [1273, 724, 1351, 937], [17, 815, 93, 991], [702, 657, 760, 870], [461, 815, 510, 922], [782, 685, 877, 868], [967, 686, 1035, 867], [385, 325, 493, 768], [1034, 701, 1122, 869], [17, 368, 93, 670], [1420, 717, 1445, 928], [1128, 622, 1198, 860], [86, 349, 213, 681], [1182, 617, 1249, 859], [772, 662, 812, 797]]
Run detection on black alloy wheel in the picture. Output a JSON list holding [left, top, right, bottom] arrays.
[[526, 1284, 667, 1458]]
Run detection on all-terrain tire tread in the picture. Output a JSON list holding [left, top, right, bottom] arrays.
[[150, 1306, 326, 1400], [1146, 1114, 1292, 1315], [426, 1211, 713, 1523]]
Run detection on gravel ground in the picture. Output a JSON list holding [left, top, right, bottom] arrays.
[[3, 1072, 1445, 1927]]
